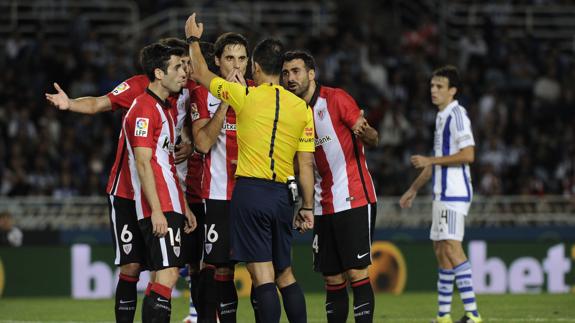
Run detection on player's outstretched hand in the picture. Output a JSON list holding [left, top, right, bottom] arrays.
[[45, 83, 71, 110], [185, 13, 203, 39], [399, 188, 417, 209], [151, 211, 168, 237]]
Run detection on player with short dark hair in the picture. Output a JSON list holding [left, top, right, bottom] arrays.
[[400, 65, 482, 323], [124, 42, 197, 323], [283, 50, 379, 323], [45, 38, 200, 323]]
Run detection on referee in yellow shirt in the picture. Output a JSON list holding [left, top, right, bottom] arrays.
[[185, 13, 315, 323]]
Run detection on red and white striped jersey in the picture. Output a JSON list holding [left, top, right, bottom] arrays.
[[123, 89, 186, 219], [191, 86, 238, 200], [105, 76, 202, 202], [105, 75, 149, 200], [311, 86, 377, 215]]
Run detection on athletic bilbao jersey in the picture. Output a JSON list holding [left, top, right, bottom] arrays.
[[105, 76, 202, 201], [431, 100, 475, 214], [311, 86, 377, 215], [124, 89, 185, 219], [105, 75, 148, 199], [191, 85, 241, 200]]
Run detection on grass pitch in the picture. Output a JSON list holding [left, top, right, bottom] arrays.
[[0, 293, 573, 322]]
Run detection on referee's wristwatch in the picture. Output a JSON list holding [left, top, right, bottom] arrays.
[[186, 35, 200, 44]]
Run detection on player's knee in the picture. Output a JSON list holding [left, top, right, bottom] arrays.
[[323, 273, 346, 285], [155, 267, 180, 288], [275, 267, 295, 288], [215, 265, 234, 276], [120, 262, 142, 277], [346, 267, 369, 282]]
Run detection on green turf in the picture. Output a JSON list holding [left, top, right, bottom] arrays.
[[0, 293, 573, 322]]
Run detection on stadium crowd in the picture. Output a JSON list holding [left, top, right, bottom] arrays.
[[0, 1, 573, 198]]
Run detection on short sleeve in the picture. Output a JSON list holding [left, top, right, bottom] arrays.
[[124, 100, 158, 149], [190, 86, 210, 123], [333, 89, 362, 129], [452, 107, 475, 150], [209, 77, 247, 114], [107, 75, 149, 111], [297, 105, 315, 152]]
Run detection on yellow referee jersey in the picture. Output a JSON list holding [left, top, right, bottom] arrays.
[[209, 77, 314, 182]]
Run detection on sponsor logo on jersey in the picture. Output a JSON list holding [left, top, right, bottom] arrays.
[[135, 118, 149, 137], [315, 135, 332, 147], [305, 127, 314, 137], [161, 137, 175, 153], [205, 243, 213, 255], [112, 82, 130, 95], [173, 246, 181, 257], [222, 121, 236, 131]]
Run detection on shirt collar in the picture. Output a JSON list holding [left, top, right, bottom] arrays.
[[438, 100, 459, 118], [145, 88, 171, 109]]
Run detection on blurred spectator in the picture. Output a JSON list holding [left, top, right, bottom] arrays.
[[0, 211, 23, 247]]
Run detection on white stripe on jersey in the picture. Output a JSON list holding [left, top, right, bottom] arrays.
[[313, 97, 351, 215], [175, 88, 189, 186], [432, 100, 474, 214], [206, 93, 230, 200], [156, 105, 183, 214]]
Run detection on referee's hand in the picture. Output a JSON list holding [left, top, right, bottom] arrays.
[[151, 211, 168, 237]]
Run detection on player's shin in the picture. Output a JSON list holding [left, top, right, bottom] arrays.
[[325, 281, 349, 323], [351, 278, 374, 323], [115, 273, 139, 323]]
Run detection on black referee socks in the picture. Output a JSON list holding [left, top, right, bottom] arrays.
[[254, 283, 281, 323], [115, 273, 138, 323], [325, 281, 349, 323], [351, 278, 374, 323], [280, 282, 307, 323], [250, 285, 261, 323]]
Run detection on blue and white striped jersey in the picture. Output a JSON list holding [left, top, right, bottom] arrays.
[[431, 100, 475, 214]]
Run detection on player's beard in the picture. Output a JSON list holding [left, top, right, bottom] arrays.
[[290, 77, 310, 98]]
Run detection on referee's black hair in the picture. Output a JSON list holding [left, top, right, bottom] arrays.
[[139, 43, 185, 81], [432, 65, 461, 90], [252, 38, 284, 76], [283, 50, 316, 71], [214, 32, 249, 58]]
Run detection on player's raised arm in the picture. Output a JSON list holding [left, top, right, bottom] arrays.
[[45, 82, 112, 114]]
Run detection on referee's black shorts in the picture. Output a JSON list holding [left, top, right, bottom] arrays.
[[230, 177, 294, 271]]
